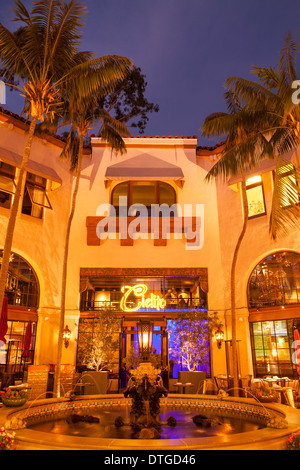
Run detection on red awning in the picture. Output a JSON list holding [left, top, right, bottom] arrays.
[[0, 297, 8, 343], [21, 322, 32, 359]]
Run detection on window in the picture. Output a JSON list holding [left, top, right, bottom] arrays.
[[80, 273, 207, 312], [248, 251, 300, 309], [0, 321, 37, 378], [250, 319, 299, 378], [22, 172, 52, 219], [0, 162, 16, 209], [246, 175, 266, 218], [275, 163, 299, 208], [0, 250, 40, 308], [111, 181, 176, 215]]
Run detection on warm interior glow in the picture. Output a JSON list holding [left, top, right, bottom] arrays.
[[246, 175, 262, 185]]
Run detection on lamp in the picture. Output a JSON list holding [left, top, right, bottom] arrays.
[[63, 325, 71, 348], [215, 325, 224, 349], [137, 320, 153, 362]]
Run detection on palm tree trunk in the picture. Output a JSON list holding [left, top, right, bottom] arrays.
[[0, 115, 38, 316], [54, 134, 84, 397], [230, 174, 248, 396]]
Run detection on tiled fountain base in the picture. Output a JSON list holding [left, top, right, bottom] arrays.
[[1, 394, 300, 450]]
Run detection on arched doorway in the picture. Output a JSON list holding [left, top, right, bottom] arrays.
[[0, 251, 39, 386], [248, 250, 300, 378]]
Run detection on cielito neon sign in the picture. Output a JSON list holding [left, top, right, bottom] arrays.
[[120, 284, 166, 312]]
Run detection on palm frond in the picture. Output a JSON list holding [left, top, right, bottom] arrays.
[[49, 0, 87, 69], [201, 112, 235, 138], [225, 76, 279, 110], [278, 33, 299, 85], [205, 131, 265, 182], [251, 65, 281, 91], [12, 0, 32, 25], [0, 23, 36, 81], [269, 157, 300, 239], [62, 55, 133, 99]]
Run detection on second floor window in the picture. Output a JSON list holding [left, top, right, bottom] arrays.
[[246, 175, 266, 218], [0, 162, 16, 209], [22, 172, 52, 219], [111, 181, 177, 216]]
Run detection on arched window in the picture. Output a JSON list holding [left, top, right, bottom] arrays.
[[111, 181, 177, 215], [248, 251, 300, 309], [0, 251, 39, 308]]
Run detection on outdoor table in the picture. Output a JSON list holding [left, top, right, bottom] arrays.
[[174, 382, 194, 394]]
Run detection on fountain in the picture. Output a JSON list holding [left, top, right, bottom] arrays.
[[2, 371, 300, 450], [123, 363, 168, 437]]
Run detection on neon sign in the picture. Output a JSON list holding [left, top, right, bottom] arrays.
[[120, 284, 166, 312]]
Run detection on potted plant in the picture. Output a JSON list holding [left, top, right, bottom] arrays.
[[250, 382, 280, 403], [1, 388, 28, 407], [168, 311, 219, 393], [77, 310, 121, 394]]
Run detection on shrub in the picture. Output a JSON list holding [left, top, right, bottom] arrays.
[[287, 431, 300, 450]]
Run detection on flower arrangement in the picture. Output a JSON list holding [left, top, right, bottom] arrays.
[[130, 363, 160, 386], [0, 427, 15, 450], [287, 431, 300, 450], [250, 381, 279, 403]]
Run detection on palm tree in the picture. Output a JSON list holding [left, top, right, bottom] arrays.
[[202, 35, 300, 391], [225, 33, 300, 239], [0, 0, 132, 353], [201, 92, 267, 394], [54, 87, 130, 396]]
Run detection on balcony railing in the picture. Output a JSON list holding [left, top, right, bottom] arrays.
[[80, 298, 207, 312]]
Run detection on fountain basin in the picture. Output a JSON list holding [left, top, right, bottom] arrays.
[[2, 394, 300, 450]]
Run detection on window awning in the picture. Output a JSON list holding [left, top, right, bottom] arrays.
[[227, 150, 295, 186], [0, 147, 62, 190], [105, 154, 184, 182]]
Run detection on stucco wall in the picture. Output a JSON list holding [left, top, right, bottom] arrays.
[[0, 122, 74, 366]]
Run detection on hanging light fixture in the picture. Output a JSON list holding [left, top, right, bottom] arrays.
[[63, 325, 71, 348], [137, 320, 153, 362], [215, 325, 224, 349]]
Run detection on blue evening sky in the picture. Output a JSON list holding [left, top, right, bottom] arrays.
[[0, 0, 300, 145]]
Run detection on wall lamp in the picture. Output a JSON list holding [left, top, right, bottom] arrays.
[[215, 325, 224, 349], [63, 325, 71, 348]]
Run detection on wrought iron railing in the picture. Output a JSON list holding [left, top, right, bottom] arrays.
[[80, 298, 207, 312]]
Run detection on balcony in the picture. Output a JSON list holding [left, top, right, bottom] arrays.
[[80, 297, 207, 313], [86, 215, 202, 247]]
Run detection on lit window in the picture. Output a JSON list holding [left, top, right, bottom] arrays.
[[246, 175, 266, 218], [22, 173, 52, 219], [111, 181, 176, 216], [0, 162, 16, 209]]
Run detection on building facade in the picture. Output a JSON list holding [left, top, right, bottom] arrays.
[[0, 107, 299, 389]]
